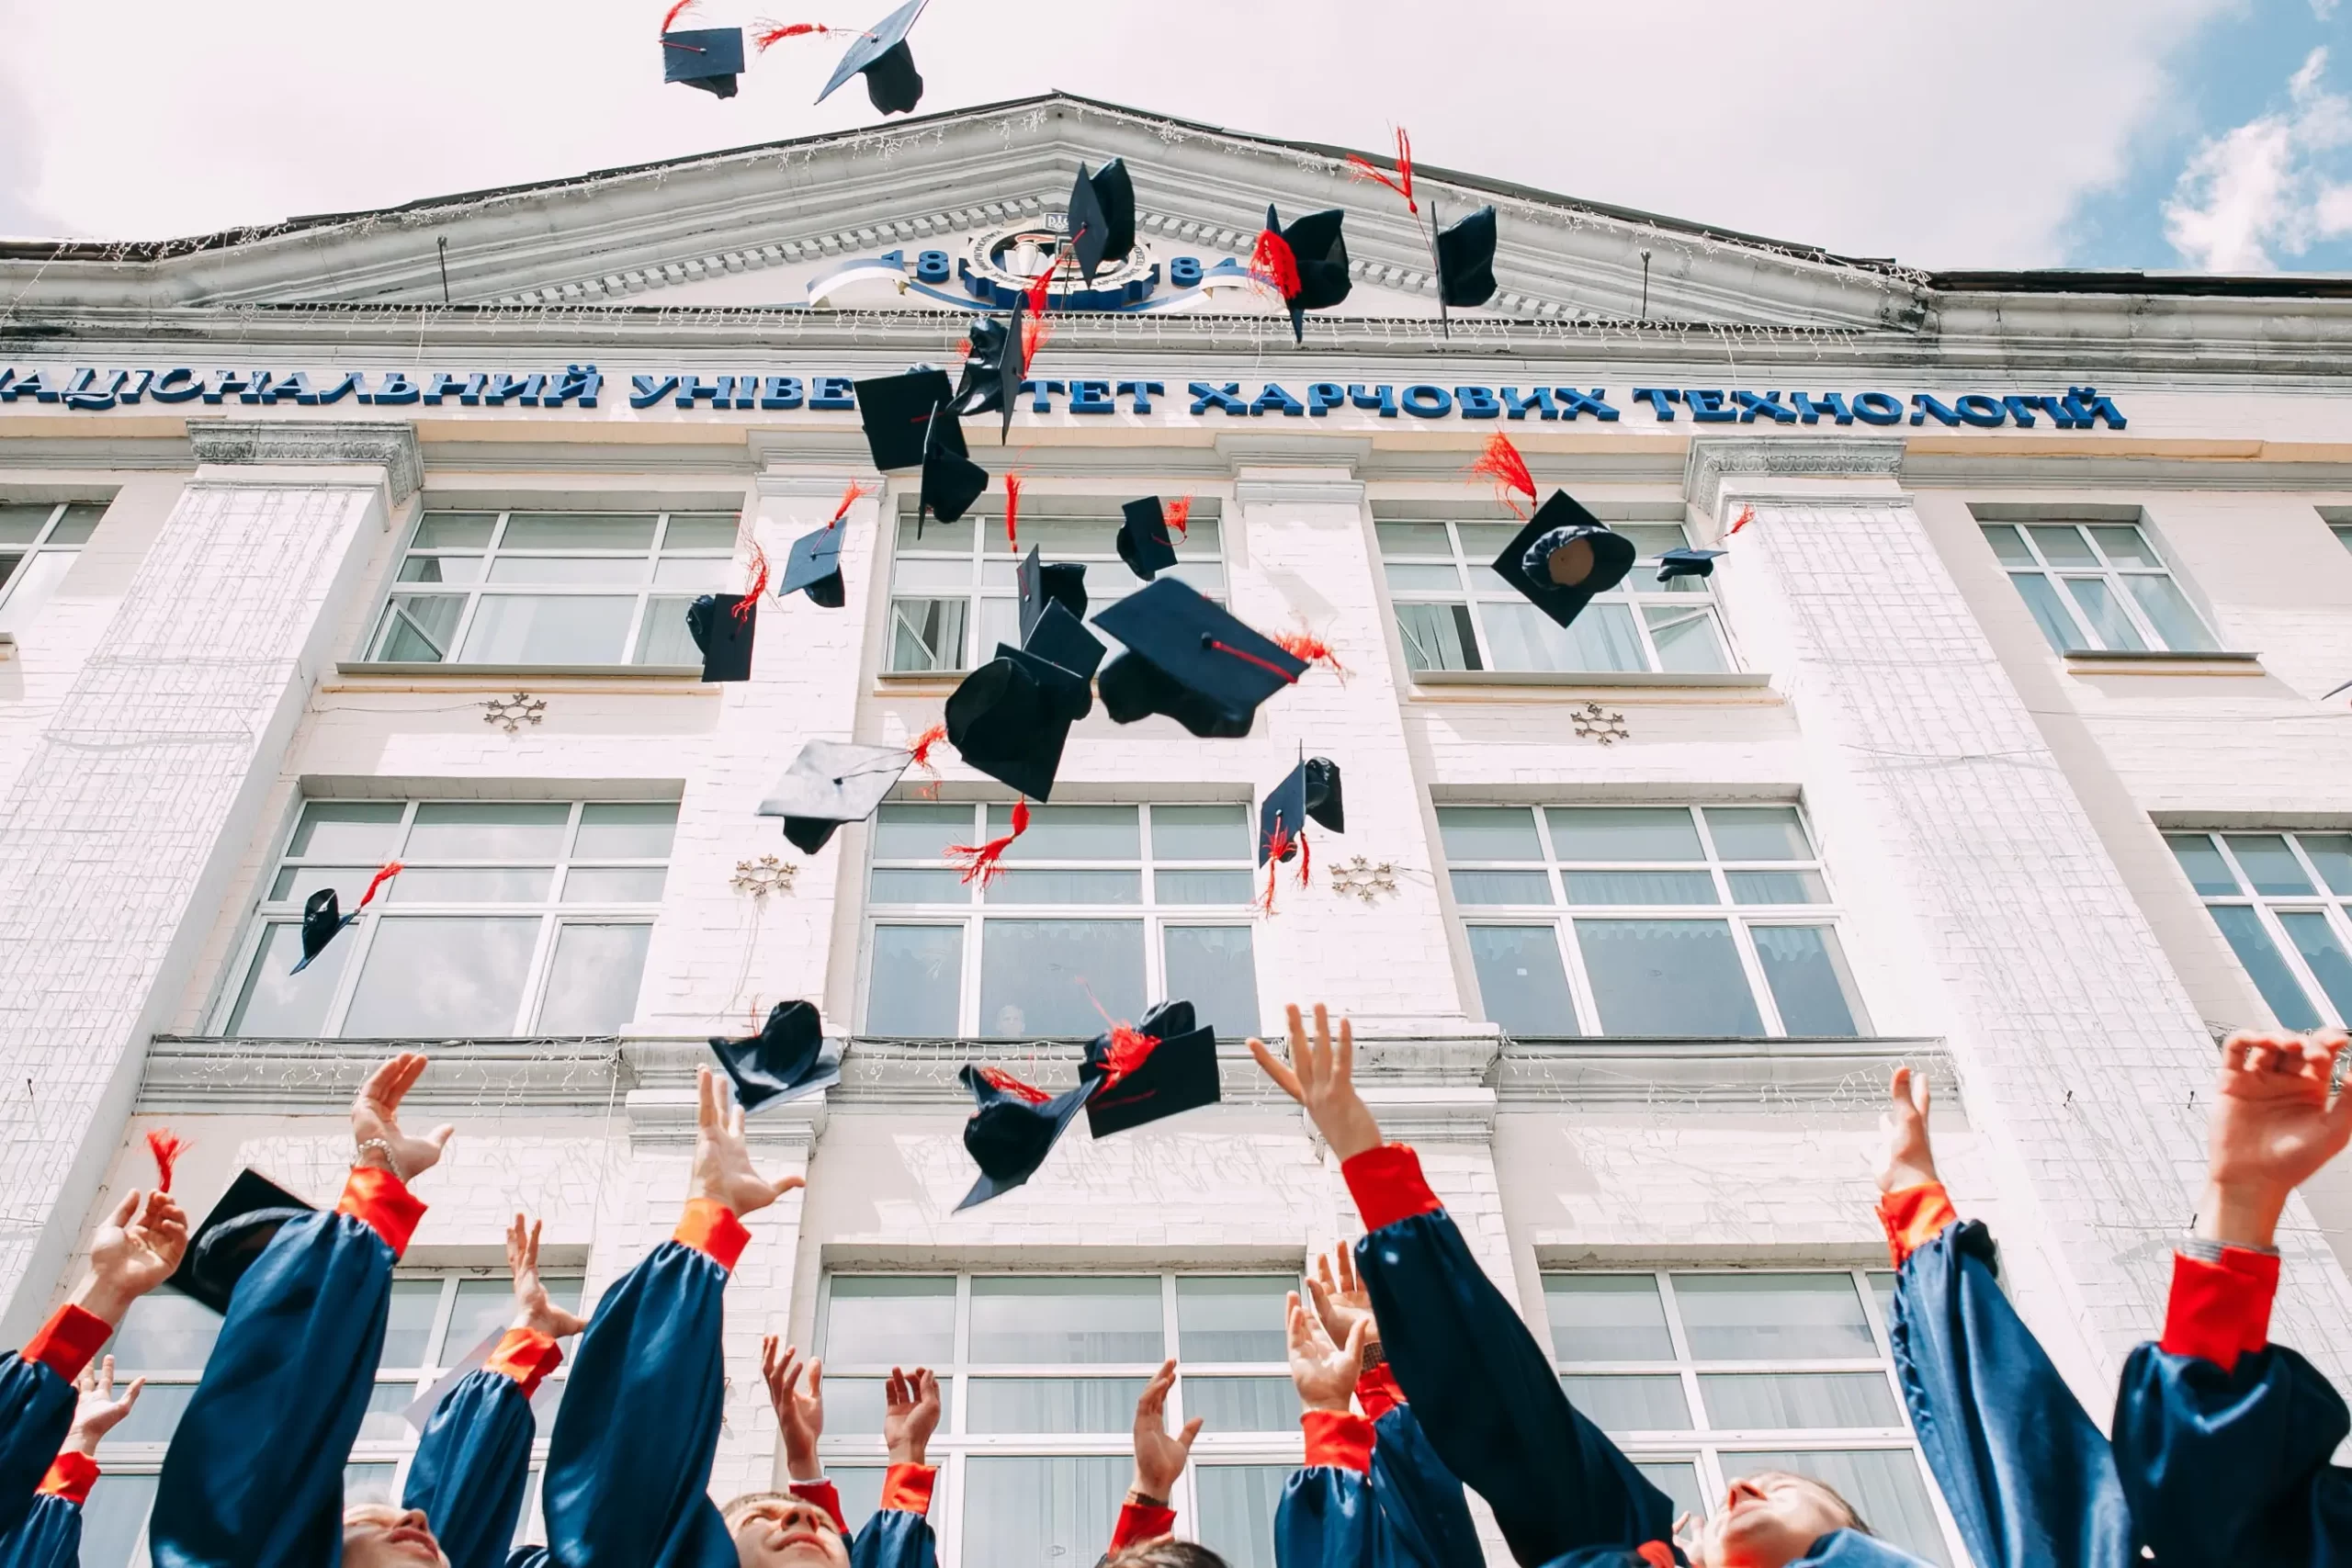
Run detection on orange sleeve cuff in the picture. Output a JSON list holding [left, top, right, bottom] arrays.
[[22, 1304, 111, 1382], [2161, 1247, 2280, 1372], [1341, 1145, 1443, 1234], [337, 1166, 427, 1258], [788, 1480, 847, 1534], [673, 1199, 751, 1273], [37, 1451, 97, 1506], [1111, 1500, 1179, 1551], [1877, 1182, 1961, 1269], [1302, 1409, 1374, 1473], [485, 1327, 564, 1397], [878, 1462, 936, 1517], [1356, 1362, 1404, 1423]]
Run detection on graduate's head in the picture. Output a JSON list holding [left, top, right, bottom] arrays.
[[724, 1493, 851, 1568], [1696, 1470, 1869, 1568], [342, 1506, 447, 1568], [1104, 1541, 1228, 1567]]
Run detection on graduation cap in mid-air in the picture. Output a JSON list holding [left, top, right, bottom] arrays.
[[1064, 159, 1137, 285], [167, 1168, 315, 1315], [1116, 498, 1181, 581], [1657, 547, 1726, 583], [921, 405, 989, 532], [1092, 578, 1307, 739], [758, 738, 915, 853], [662, 20, 746, 97], [956, 1064, 1099, 1211], [944, 655, 1075, 802], [1017, 547, 1089, 640], [1259, 756, 1345, 866], [710, 999, 842, 1111], [952, 310, 1023, 438], [1081, 999, 1221, 1138], [1252, 206, 1352, 344], [686, 594, 756, 682], [855, 368, 962, 472], [779, 526, 847, 608], [292, 863, 401, 975], [816, 0, 929, 115], [1490, 491, 1637, 631], [1435, 205, 1499, 309]]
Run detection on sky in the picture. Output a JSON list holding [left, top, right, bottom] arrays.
[[0, 0, 2346, 274]]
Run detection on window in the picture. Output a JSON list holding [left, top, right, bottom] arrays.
[[2167, 829, 2352, 1029], [222, 799, 675, 1038], [817, 1273, 1299, 1568], [1979, 521, 2218, 655], [367, 509, 741, 666], [1375, 513, 1729, 676], [886, 501, 1227, 673], [1443, 805, 1867, 1038], [2331, 522, 2352, 557], [865, 803, 1261, 1039], [0, 501, 104, 631], [1544, 1269, 1953, 1566], [81, 1268, 583, 1568]]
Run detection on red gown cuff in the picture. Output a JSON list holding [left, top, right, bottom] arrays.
[[1111, 1500, 1179, 1551], [22, 1304, 111, 1382], [878, 1462, 936, 1516], [2161, 1246, 2280, 1372], [1355, 1362, 1404, 1423], [1877, 1182, 1961, 1269], [1341, 1145, 1443, 1234], [673, 1199, 751, 1273], [37, 1451, 97, 1506], [336, 1166, 427, 1258], [1302, 1409, 1374, 1473], [788, 1479, 847, 1534], [485, 1327, 564, 1397]]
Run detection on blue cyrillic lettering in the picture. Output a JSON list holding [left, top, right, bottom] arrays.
[[810, 375, 855, 410], [1734, 390, 1796, 423], [1349, 384, 1398, 418], [761, 376, 805, 410], [630, 375, 681, 408], [1252, 383, 1306, 417], [1069, 379, 1115, 414], [1849, 391, 1902, 425], [1683, 389, 1735, 423], [1631, 388, 1680, 420], [148, 368, 203, 404], [1399, 384, 1453, 418], [1555, 388, 1620, 423], [1791, 392, 1851, 425], [1501, 387, 1555, 421], [1191, 382, 1250, 416], [1453, 386, 1501, 420], [1910, 394, 1964, 427], [1117, 380, 1165, 413], [543, 365, 601, 407]]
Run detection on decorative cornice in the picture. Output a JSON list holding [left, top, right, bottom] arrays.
[[187, 419, 424, 502], [140, 1036, 627, 1111], [1682, 434, 1906, 518], [1493, 1036, 1951, 1106]]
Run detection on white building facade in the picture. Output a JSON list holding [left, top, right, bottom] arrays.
[[5, 93, 2352, 1568]]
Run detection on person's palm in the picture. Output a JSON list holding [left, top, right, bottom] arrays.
[[2211, 1032, 2352, 1196], [354, 1054, 454, 1180], [88, 1190, 187, 1303], [692, 1068, 804, 1216], [884, 1367, 941, 1463], [1286, 1292, 1364, 1412], [1130, 1359, 1201, 1497], [507, 1214, 587, 1338], [66, 1358, 143, 1455], [1874, 1066, 1939, 1195], [1308, 1251, 1377, 1358]]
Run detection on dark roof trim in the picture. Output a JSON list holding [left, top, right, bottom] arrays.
[[1929, 267, 2352, 299]]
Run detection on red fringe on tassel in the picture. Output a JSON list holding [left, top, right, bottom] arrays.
[[1296, 829, 1311, 890], [908, 724, 948, 772], [1163, 494, 1193, 539], [1259, 823, 1295, 915], [1023, 262, 1056, 319], [1003, 474, 1022, 554], [948, 797, 1030, 886], [1021, 313, 1054, 376], [1342, 128, 1417, 214], [1727, 504, 1756, 536], [357, 862, 403, 909], [146, 1129, 186, 1192], [1098, 1025, 1162, 1089], [1466, 432, 1537, 515], [830, 480, 870, 527], [1273, 631, 1346, 682], [978, 1066, 1051, 1105], [1206, 639, 1300, 684], [735, 542, 770, 616], [661, 0, 699, 30], [1250, 228, 1302, 301], [753, 20, 840, 50]]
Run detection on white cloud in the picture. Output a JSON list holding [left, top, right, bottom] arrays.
[[2315, 0, 2340, 18], [2165, 46, 2352, 269]]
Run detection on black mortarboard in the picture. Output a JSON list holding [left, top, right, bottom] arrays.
[[1263, 205, 1352, 344], [817, 0, 928, 115], [1117, 498, 1181, 581], [1436, 205, 1499, 308], [295, 889, 352, 974], [1081, 999, 1220, 1138], [168, 1168, 315, 1315], [1022, 599, 1106, 688], [956, 1065, 1099, 1210], [757, 739, 914, 853], [920, 406, 989, 529], [662, 26, 745, 97], [855, 368, 963, 472], [952, 310, 1023, 439], [1257, 757, 1345, 867], [944, 656, 1072, 801], [1091, 578, 1306, 738], [710, 1000, 841, 1111], [1017, 547, 1089, 640], [1491, 491, 1636, 631], [686, 593, 756, 682], [1657, 547, 1726, 583], [780, 526, 846, 608], [1064, 160, 1136, 285]]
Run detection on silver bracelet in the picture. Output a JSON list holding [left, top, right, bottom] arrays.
[[356, 1138, 405, 1181]]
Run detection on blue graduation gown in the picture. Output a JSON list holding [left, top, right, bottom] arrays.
[[403, 1360, 541, 1568], [0, 1494, 80, 1568], [0, 1337, 85, 1539], [1273, 1398, 1483, 1568]]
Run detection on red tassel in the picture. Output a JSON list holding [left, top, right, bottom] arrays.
[[1206, 639, 1301, 684], [1343, 128, 1417, 214], [660, 0, 698, 30], [146, 1128, 186, 1192], [1021, 313, 1054, 377], [1296, 829, 1311, 890], [908, 723, 948, 772], [948, 797, 1030, 886], [1467, 432, 1537, 516], [1099, 1025, 1161, 1089], [1250, 227, 1302, 302], [1727, 504, 1756, 536], [979, 1066, 1051, 1106], [735, 543, 769, 616], [1163, 494, 1193, 539], [1003, 474, 1022, 554], [830, 480, 870, 528], [1024, 261, 1056, 319], [357, 862, 402, 909], [753, 20, 839, 50], [1259, 822, 1295, 915], [1273, 631, 1346, 682]]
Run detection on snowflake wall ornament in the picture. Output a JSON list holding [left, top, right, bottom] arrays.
[[1571, 702, 1631, 745], [1328, 856, 1399, 906], [731, 856, 797, 898], [482, 693, 546, 734]]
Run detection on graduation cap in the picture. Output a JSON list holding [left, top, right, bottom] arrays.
[[1064, 159, 1136, 285], [687, 593, 756, 682], [1657, 547, 1726, 583], [662, 25, 746, 97], [757, 739, 914, 853], [1489, 491, 1636, 632], [816, 0, 928, 115], [1116, 498, 1180, 581], [855, 368, 963, 472], [1091, 578, 1306, 739], [292, 863, 401, 975], [167, 1168, 315, 1315], [1023, 600, 1106, 687], [952, 310, 1023, 439], [780, 525, 847, 608], [710, 1000, 842, 1111], [1435, 205, 1498, 309], [921, 403, 989, 530], [1258, 757, 1344, 866], [944, 656, 1074, 802], [1081, 999, 1221, 1138], [1017, 547, 1089, 640], [956, 1064, 1099, 1211], [1253, 206, 1352, 344]]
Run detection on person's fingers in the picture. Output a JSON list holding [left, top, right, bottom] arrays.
[[773, 1174, 807, 1198], [425, 1124, 455, 1155], [1247, 1037, 1306, 1103], [1285, 1004, 1310, 1087], [730, 1103, 747, 1139], [807, 1358, 822, 1399], [761, 1335, 780, 1381], [778, 1352, 805, 1399], [2222, 1032, 2258, 1073], [919, 1369, 938, 1401], [1285, 1292, 1311, 1356], [119, 1375, 144, 1411], [1338, 1245, 1360, 1296], [1888, 1065, 1910, 1109], [1914, 1066, 1931, 1116], [1341, 1316, 1369, 1363], [1310, 1003, 1331, 1085], [1306, 1275, 1335, 1328], [1337, 1014, 1353, 1087], [357, 1055, 403, 1111], [528, 1218, 543, 1268], [74, 1364, 93, 1395], [696, 1066, 718, 1129], [96, 1356, 114, 1399], [1177, 1416, 1203, 1452], [105, 1189, 139, 1229], [886, 1368, 905, 1406], [1314, 1253, 1335, 1296]]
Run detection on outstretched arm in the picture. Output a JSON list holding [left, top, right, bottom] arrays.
[[849, 1366, 942, 1568], [1107, 1359, 1200, 1557], [0, 1358, 149, 1568], [1272, 1291, 1379, 1568]]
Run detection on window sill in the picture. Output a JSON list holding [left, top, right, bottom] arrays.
[[875, 670, 966, 694], [1495, 1034, 1949, 1104], [334, 661, 707, 681], [2060, 649, 2263, 675], [1408, 670, 1776, 700]]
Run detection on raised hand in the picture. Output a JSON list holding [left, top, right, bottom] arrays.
[[1307, 1248, 1380, 1366], [63, 1356, 144, 1458], [762, 1337, 825, 1482], [1285, 1290, 1367, 1414], [506, 1214, 587, 1339], [1249, 1003, 1384, 1160], [1875, 1066, 1940, 1195], [2200, 1030, 2352, 1248], [79, 1188, 189, 1325], [353, 1053, 454, 1182], [692, 1066, 805, 1217], [884, 1365, 941, 1467], [1130, 1359, 1202, 1505]]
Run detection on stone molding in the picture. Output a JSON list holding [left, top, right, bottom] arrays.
[[1683, 435, 1906, 517], [187, 420, 424, 503]]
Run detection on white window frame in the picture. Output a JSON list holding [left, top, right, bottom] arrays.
[[0, 500, 106, 630], [2167, 829, 2352, 1031], [1978, 519, 2219, 655]]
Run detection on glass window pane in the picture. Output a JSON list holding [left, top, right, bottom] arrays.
[[2061, 577, 2145, 651], [651, 558, 729, 590], [1438, 807, 1544, 862], [108, 1291, 221, 1369], [898, 511, 974, 552], [1159, 871, 1258, 905], [1634, 1462, 1706, 1526], [978, 920, 1145, 1038], [413, 513, 497, 547], [289, 801, 405, 860], [537, 924, 651, 1033], [1561, 604, 1649, 673], [1645, 604, 1730, 673], [870, 869, 972, 905], [379, 1280, 446, 1366], [387, 867, 553, 903], [962, 1457, 1131, 1568], [457, 595, 636, 664], [875, 805, 977, 860], [1576, 920, 1764, 1036], [272, 865, 382, 903], [2226, 835, 2315, 896], [485, 557, 648, 585], [81, 1473, 158, 1568], [440, 1280, 524, 1364], [345, 1464, 399, 1508], [967, 1377, 1147, 1432], [2120, 573, 2219, 652], [1385, 563, 1463, 592], [1177, 1277, 1292, 1361], [2008, 572, 2082, 653], [1450, 871, 1555, 906], [1151, 806, 1250, 862], [1725, 1450, 1950, 1567], [2300, 833, 2352, 895], [822, 1278, 956, 1365], [227, 923, 346, 1037], [989, 805, 1140, 861], [108, 1381, 197, 1443], [1727, 871, 1830, 905], [895, 559, 976, 592], [983, 870, 1142, 905], [407, 803, 570, 860], [865, 926, 963, 1036], [372, 595, 465, 661], [1562, 1374, 1691, 1433], [2278, 912, 2352, 1021], [968, 1278, 1162, 1363], [2167, 834, 2239, 896], [2088, 525, 2162, 567], [662, 514, 741, 550], [1465, 926, 1579, 1037], [0, 551, 73, 629], [1184, 1377, 1295, 1432], [1701, 1372, 1898, 1429], [53, 502, 107, 539], [562, 866, 668, 902], [0, 504, 49, 544], [399, 556, 482, 584], [1753, 927, 1866, 1037], [1195, 1466, 1291, 1568], [889, 598, 967, 671], [1674, 1274, 1873, 1359], [1395, 603, 1480, 671], [2209, 906, 2324, 1030], [1163, 926, 1261, 1038], [1564, 870, 1719, 906], [1544, 1275, 1674, 1360], [2027, 525, 2097, 566], [1867, 1271, 1896, 1334], [634, 597, 701, 666], [1548, 808, 1705, 863], [1375, 522, 1453, 557], [501, 514, 658, 550], [342, 918, 539, 1036], [1978, 524, 2033, 566], [1705, 807, 1814, 862], [357, 1380, 419, 1442], [575, 802, 678, 858], [1474, 602, 1580, 673], [809, 1377, 953, 1438]]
